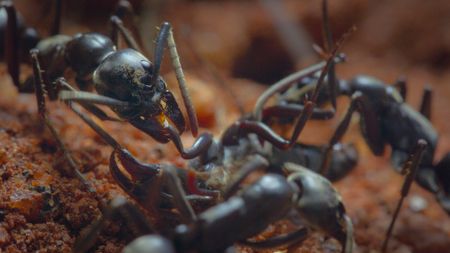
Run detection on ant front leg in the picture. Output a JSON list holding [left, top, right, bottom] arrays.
[[57, 78, 127, 122], [110, 148, 202, 224], [29, 50, 95, 193], [166, 125, 213, 159]]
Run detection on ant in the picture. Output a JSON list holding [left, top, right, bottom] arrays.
[[0, 0, 214, 193], [260, 0, 450, 215], [74, 164, 354, 253]]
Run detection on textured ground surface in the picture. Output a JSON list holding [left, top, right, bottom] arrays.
[[1, 0, 450, 252]]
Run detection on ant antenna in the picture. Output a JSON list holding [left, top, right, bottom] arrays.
[[381, 139, 427, 252], [322, 0, 338, 110], [252, 26, 354, 121]]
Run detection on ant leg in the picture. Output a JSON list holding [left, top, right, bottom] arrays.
[[394, 76, 407, 100], [73, 196, 154, 253], [29, 50, 96, 193], [57, 79, 123, 121], [381, 140, 427, 253], [222, 101, 314, 149], [419, 85, 432, 120], [59, 89, 130, 107], [161, 165, 198, 223], [109, 15, 141, 51], [166, 125, 213, 159], [153, 22, 199, 137], [240, 227, 308, 250], [320, 92, 384, 175], [263, 104, 335, 121], [69, 103, 122, 149], [110, 148, 166, 213], [51, 0, 62, 35], [223, 155, 269, 199], [110, 148, 216, 212], [1, 1, 23, 91]]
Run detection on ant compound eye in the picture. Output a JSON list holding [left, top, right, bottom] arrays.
[[140, 60, 154, 86], [141, 60, 153, 74]]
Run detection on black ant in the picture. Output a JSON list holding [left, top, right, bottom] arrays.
[[74, 164, 354, 253], [262, 0, 450, 215], [0, 0, 214, 193]]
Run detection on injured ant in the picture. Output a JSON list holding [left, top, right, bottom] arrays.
[[74, 164, 353, 253], [66, 34, 356, 252]]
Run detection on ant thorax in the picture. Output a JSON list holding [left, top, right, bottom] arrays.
[[201, 134, 272, 191]]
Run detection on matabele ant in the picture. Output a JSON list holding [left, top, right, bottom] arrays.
[[0, 0, 213, 191], [74, 164, 354, 253], [261, 0, 450, 214]]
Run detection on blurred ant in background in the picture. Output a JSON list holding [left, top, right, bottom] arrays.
[[259, 0, 449, 251], [259, 0, 450, 215]]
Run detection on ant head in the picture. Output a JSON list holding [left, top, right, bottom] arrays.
[[93, 48, 165, 102]]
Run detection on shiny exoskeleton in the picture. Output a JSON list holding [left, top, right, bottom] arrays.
[[1, 0, 211, 158], [76, 169, 353, 253]]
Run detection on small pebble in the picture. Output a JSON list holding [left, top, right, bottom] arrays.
[[409, 194, 428, 212]]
